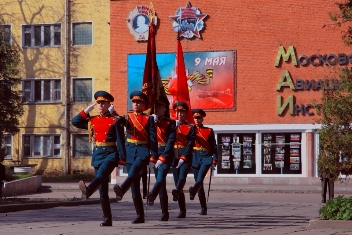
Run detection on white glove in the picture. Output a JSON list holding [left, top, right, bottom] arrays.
[[151, 114, 158, 122], [84, 103, 96, 114], [175, 120, 181, 127], [148, 161, 155, 169], [108, 104, 114, 114], [155, 160, 163, 168], [210, 164, 216, 170], [117, 164, 124, 169], [176, 159, 184, 169]]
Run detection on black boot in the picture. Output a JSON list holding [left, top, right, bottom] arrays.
[[177, 192, 186, 218], [189, 181, 202, 200], [199, 194, 207, 215], [147, 182, 163, 206], [79, 178, 102, 200], [159, 196, 169, 221], [113, 176, 134, 201], [132, 196, 145, 224], [100, 198, 112, 226], [172, 179, 186, 202]]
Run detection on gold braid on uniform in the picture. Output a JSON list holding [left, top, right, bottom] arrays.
[[88, 120, 95, 143]]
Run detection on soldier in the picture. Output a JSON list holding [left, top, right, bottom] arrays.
[[113, 91, 158, 224], [189, 109, 217, 215], [147, 97, 177, 221], [71, 91, 126, 227], [319, 167, 335, 203], [171, 101, 196, 219]]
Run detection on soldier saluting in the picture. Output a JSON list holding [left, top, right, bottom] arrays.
[[113, 91, 158, 224], [189, 109, 217, 215], [147, 96, 177, 221], [71, 91, 126, 227], [171, 101, 196, 219]]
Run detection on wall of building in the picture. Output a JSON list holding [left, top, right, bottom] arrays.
[[110, 0, 349, 124], [110, 1, 350, 178], [2, 0, 110, 176]]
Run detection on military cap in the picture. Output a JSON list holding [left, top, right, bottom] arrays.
[[157, 96, 170, 107], [94, 91, 114, 102], [192, 108, 206, 117], [130, 90, 147, 102], [173, 101, 189, 112]]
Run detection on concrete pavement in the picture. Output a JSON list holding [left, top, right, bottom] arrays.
[[1, 190, 352, 235], [1, 179, 352, 234]]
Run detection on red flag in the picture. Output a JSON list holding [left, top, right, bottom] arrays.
[[168, 40, 194, 123], [141, 22, 167, 114]]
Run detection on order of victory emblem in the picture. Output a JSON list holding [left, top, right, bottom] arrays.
[[169, 1, 207, 39], [127, 6, 157, 41]]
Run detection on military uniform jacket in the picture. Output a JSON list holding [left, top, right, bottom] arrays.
[[173, 122, 196, 165], [192, 125, 218, 168], [71, 110, 126, 167], [122, 113, 158, 164], [155, 117, 176, 165]]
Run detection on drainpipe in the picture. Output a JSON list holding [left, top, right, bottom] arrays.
[[63, 0, 71, 174]]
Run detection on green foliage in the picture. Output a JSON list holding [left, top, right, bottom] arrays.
[[329, 0, 352, 46], [0, 28, 24, 160], [316, 67, 352, 181], [319, 195, 352, 220]]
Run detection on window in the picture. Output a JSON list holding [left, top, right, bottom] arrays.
[[72, 134, 92, 157], [0, 25, 11, 45], [73, 78, 92, 102], [1, 135, 12, 159], [22, 79, 61, 103], [23, 134, 61, 157], [22, 24, 61, 48], [72, 22, 92, 46], [217, 133, 256, 174]]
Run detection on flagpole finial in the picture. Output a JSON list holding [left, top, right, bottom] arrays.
[[148, 2, 155, 23]]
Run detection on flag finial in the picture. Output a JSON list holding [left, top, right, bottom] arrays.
[[148, 2, 155, 23]]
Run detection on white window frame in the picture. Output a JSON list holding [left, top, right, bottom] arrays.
[[22, 78, 61, 103], [22, 24, 61, 48], [72, 134, 92, 157], [71, 21, 93, 46], [23, 134, 61, 158], [0, 24, 12, 45], [72, 77, 93, 102], [2, 135, 12, 159]]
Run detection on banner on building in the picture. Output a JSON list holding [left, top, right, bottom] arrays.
[[127, 50, 236, 110]]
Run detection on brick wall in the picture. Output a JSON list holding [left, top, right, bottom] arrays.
[[110, 0, 348, 125]]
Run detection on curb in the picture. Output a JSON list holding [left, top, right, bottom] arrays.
[[309, 218, 352, 229], [0, 198, 117, 213]]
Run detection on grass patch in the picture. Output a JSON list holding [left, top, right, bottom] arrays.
[[42, 173, 95, 182], [13, 173, 33, 180]]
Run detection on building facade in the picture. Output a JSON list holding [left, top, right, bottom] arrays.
[[110, 0, 350, 181], [1, 0, 110, 176]]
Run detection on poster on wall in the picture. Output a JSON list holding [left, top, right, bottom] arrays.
[[127, 51, 235, 110]]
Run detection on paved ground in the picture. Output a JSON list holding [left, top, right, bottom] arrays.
[[1, 182, 352, 235]]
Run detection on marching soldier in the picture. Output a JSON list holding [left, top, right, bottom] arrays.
[[171, 101, 196, 218], [147, 96, 177, 221], [189, 109, 217, 215], [113, 91, 158, 224], [71, 91, 126, 227]]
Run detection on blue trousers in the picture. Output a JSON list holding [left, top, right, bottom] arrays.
[[95, 160, 116, 199], [154, 162, 172, 197], [172, 160, 191, 187], [126, 157, 148, 198], [191, 163, 211, 197]]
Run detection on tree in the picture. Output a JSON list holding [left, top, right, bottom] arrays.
[[0, 26, 24, 161], [316, 68, 352, 181], [317, 1, 352, 180]]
